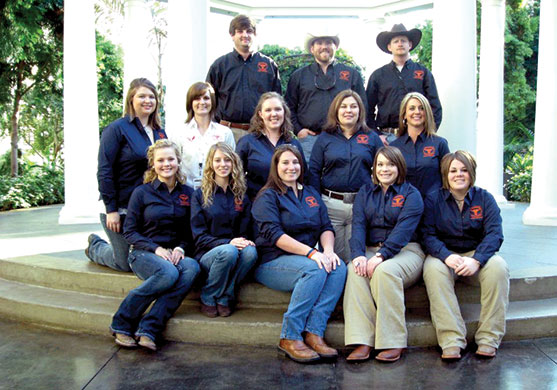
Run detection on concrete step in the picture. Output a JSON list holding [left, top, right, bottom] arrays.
[[1, 255, 557, 310], [1, 277, 556, 347]]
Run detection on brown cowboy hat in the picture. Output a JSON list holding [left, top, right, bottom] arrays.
[[376, 24, 422, 54]]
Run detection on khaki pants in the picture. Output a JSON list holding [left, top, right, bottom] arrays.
[[422, 252, 509, 349], [322, 195, 353, 263], [344, 242, 425, 348]]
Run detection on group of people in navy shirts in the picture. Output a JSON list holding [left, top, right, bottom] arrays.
[[85, 14, 509, 364]]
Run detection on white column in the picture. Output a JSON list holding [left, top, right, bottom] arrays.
[[164, 0, 209, 137], [361, 17, 390, 82], [432, 0, 477, 153], [59, 0, 100, 224], [122, 0, 158, 98], [476, 0, 506, 203], [523, 0, 557, 226]]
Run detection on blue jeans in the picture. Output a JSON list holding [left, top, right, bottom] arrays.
[[88, 213, 131, 272], [111, 249, 200, 341], [255, 255, 346, 340], [298, 134, 318, 164], [199, 244, 257, 307]]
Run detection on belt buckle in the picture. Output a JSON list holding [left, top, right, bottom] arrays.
[[343, 193, 356, 204]]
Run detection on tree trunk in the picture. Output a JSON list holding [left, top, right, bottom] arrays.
[[10, 108, 18, 177]]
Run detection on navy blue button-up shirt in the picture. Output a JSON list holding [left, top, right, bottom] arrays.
[[309, 128, 383, 193], [206, 50, 281, 124], [190, 187, 253, 260], [390, 133, 450, 198], [124, 179, 194, 255], [252, 185, 334, 264], [236, 133, 307, 199], [366, 60, 442, 131], [285, 61, 368, 134], [350, 182, 424, 260], [421, 186, 504, 265], [97, 115, 167, 213]]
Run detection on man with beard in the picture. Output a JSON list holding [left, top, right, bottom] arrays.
[[207, 15, 281, 141], [366, 24, 442, 145], [285, 31, 367, 160]]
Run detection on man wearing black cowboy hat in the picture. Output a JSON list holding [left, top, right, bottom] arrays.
[[366, 24, 442, 145], [285, 31, 367, 160]]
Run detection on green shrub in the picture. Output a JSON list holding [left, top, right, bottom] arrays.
[[504, 146, 533, 202], [0, 167, 64, 211]]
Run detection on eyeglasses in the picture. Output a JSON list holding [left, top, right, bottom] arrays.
[[314, 65, 336, 91]]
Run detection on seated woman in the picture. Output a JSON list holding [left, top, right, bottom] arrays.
[[252, 145, 346, 363], [110, 140, 200, 351], [236, 92, 307, 200], [191, 143, 257, 318], [170, 82, 235, 188], [309, 89, 383, 262], [344, 146, 424, 363], [422, 151, 509, 360], [390, 92, 450, 198], [87, 78, 167, 272]]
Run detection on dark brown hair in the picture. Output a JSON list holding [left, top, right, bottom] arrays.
[[186, 82, 216, 123], [372, 146, 407, 185], [440, 150, 477, 190], [249, 92, 294, 142], [258, 144, 304, 197], [323, 89, 369, 134], [124, 78, 161, 130], [229, 14, 256, 35]]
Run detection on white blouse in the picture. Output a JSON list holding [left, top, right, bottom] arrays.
[[170, 120, 235, 188]]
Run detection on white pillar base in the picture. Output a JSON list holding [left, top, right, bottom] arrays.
[[523, 205, 557, 226]]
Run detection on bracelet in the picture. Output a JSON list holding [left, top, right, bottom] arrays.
[[307, 248, 317, 259]]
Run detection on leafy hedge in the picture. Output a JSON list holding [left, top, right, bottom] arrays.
[[504, 146, 533, 202], [0, 167, 64, 211]]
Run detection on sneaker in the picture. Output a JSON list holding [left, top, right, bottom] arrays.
[[85, 234, 99, 261]]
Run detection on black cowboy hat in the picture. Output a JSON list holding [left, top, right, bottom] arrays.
[[376, 24, 422, 54]]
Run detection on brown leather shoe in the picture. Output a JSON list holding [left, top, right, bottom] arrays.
[[200, 303, 218, 318], [476, 344, 497, 358], [346, 345, 372, 362], [138, 335, 157, 351], [278, 339, 320, 363], [441, 346, 462, 360], [217, 304, 232, 317], [114, 333, 137, 348], [375, 348, 403, 362], [304, 332, 338, 358]]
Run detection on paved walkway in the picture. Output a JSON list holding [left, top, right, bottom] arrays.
[[0, 319, 556, 390]]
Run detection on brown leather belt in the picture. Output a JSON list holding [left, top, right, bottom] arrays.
[[322, 189, 357, 204], [220, 120, 250, 130], [379, 127, 398, 135]]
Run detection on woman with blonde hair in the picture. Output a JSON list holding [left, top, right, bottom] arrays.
[[170, 82, 235, 188], [110, 139, 200, 351], [191, 142, 257, 317], [390, 92, 449, 198], [87, 78, 167, 271], [236, 92, 307, 200], [422, 151, 509, 360]]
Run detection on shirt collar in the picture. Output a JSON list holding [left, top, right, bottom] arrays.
[[152, 178, 181, 192], [371, 182, 404, 194], [233, 49, 253, 61], [442, 186, 476, 201]]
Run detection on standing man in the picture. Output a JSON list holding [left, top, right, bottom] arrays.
[[285, 31, 367, 160], [367, 24, 442, 145], [207, 15, 281, 141]]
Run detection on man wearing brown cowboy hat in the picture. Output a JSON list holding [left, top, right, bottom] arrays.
[[285, 31, 367, 160], [366, 24, 442, 145]]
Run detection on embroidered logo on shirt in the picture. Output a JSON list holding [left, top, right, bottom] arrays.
[[339, 70, 350, 81], [234, 198, 244, 212], [305, 196, 319, 208], [158, 132, 166, 139], [470, 206, 483, 219], [179, 194, 190, 206], [423, 146, 435, 157], [391, 195, 405, 207], [257, 62, 268, 73], [413, 70, 425, 80], [356, 134, 369, 144]]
